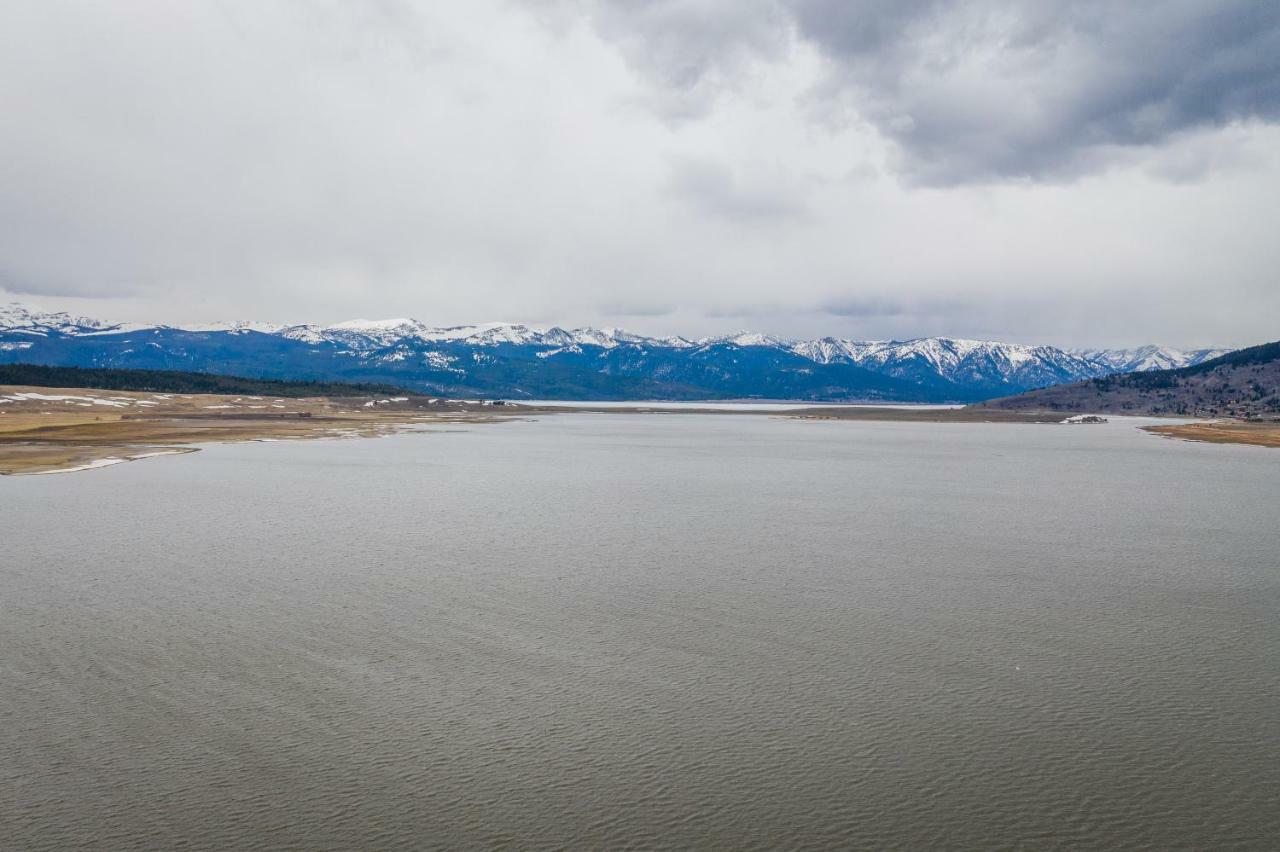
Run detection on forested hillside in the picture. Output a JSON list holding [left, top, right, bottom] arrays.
[[0, 363, 410, 397], [980, 341, 1280, 418]]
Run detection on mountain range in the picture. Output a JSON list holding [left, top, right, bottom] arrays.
[[983, 339, 1280, 419], [0, 303, 1232, 403]]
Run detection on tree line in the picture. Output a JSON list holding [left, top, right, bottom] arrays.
[[0, 363, 411, 397]]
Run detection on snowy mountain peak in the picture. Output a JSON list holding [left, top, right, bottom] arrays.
[[1070, 344, 1232, 373], [171, 320, 289, 334], [729, 332, 786, 348], [0, 301, 1236, 398], [699, 331, 788, 348], [0, 302, 122, 336], [327, 317, 422, 332]]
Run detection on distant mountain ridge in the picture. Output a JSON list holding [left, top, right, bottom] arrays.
[[1068, 344, 1231, 373], [0, 302, 1234, 402], [0, 362, 409, 397], [981, 340, 1280, 419]]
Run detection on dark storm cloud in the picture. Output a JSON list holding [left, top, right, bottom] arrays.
[[584, 0, 790, 120], [587, 0, 1280, 183]]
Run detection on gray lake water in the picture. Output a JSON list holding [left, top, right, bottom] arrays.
[[2, 414, 1278, 850]]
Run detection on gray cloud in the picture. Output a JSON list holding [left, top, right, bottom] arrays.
[[594, 300, 675, 317], [664, 156, 808, 222], [815, 296, 976, 340], [703, 302, 787, 319], [1, 1, 1279, 349], [583, 0, 790, 120], [818, 295, 908, 318], [798, 0, 1280, 183], [0, 265, 147, 300], [585, 0, 1280, 183]]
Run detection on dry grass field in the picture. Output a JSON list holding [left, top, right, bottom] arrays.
[[1143, 421, 1280, 449]]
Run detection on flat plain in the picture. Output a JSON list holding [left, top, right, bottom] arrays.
[[0, 386, 514, 475]]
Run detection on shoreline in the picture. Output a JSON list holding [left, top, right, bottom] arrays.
[[0, 385, 521, 475], [4, 384, 1274, 474], [1142, 421, 1280, 449]]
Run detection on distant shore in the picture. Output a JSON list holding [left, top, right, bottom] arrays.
[[4, 385, 1275, 475], [0, 386, 518, 475], [1143, 421, 1280, 449], [509, 401, 1061, 422]]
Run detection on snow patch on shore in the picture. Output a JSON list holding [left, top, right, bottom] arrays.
[[32, 457, 126, 474]]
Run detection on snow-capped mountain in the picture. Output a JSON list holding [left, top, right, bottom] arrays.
[[790, 337, 1105, 390], [273, 320, 656, 350], [1070, 344, 1232, 373], [0, 303, 129, 337], [0, 302, 1235, 402]]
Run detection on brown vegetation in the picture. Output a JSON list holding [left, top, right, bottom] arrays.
[[1143, 421, 1280, 449], [0, 386, 516, 474]]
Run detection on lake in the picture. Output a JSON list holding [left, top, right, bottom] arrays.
[[2, 413, 1277, 849]]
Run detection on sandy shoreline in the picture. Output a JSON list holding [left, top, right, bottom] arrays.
[[0, 385, 521, 475]]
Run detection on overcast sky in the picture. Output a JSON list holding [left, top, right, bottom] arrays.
[[2, 1, 1278, 347]]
